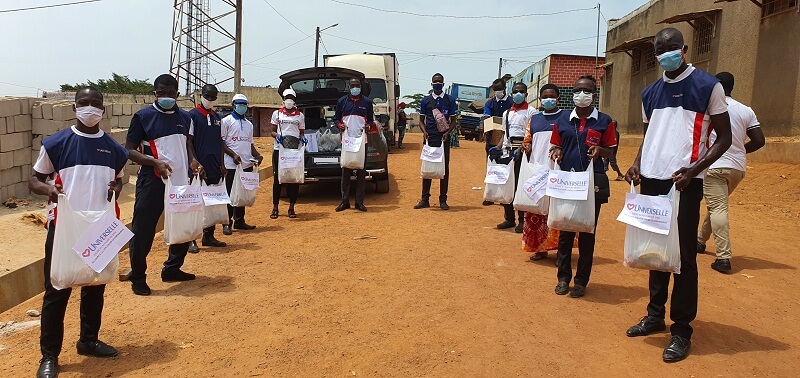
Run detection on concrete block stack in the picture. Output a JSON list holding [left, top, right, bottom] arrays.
[[0, 98, 34, 200]]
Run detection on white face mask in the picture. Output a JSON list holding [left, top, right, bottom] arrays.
[[75, 105, 104, 127], [572, 91, 594, 108], [201, 97, 217, 109], [284, 99, 295, 109], [494, 90, 505, 99]]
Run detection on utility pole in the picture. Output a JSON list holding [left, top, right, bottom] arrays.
[[595, 3, 600, 78], [314, 26, 321, 67], [497, 58, 503, 79], [234, 0, 243, 93]]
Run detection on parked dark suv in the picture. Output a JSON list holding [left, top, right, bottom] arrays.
[[278, 67, 390, 193]]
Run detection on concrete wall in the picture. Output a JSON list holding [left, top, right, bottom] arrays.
[[602, 0, 798, 135]]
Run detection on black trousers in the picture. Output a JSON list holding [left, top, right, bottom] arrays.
[[40, 224, 105, 358], [341, 148, 367, 205], [272, 149, 299, 206], [642, 177, 703, 339], [225, 166, 252, 224], [421, 139, 451, 202], [502, 153, 525, 224], [203, 176, 222, 235], [556, 197, 603, 287], [128, 175, 191, 284]]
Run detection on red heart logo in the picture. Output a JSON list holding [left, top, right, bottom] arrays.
[[202, 193, 208, 196], [549, 178, 557, 183], [627, 203, 635, 210], [169, 194, 176, 199]]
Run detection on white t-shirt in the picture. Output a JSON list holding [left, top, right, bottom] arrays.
[[501, 103, 537, 153], [221, 114, 255, 169], [270, 107, 305, 150], [708, 97, 760, 172]]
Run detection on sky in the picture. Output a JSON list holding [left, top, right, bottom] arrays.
[[0, 0, 647, 99]]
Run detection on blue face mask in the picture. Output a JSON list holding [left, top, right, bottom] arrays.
[[432, 83, 444, 92], [234, 104, 248, 115], [512, 92, 526, 104], [350, 87, 361, 96], [541, 98, 557, 111], [657, 49, 683, 72], [157, 97, 176, 109]]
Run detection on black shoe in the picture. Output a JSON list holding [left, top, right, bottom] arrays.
[[439, 201, 449, 210], [233, 221, 256, 230], [413, 200, 430, 209], [222, 225, 232, 235], [662, 335, 691, 362], [187, 240, 199, 254], [131, 281, 151, 296], [161, 269, 196, 282], [514, 223, 524, 234], [696, 242, 706, 254], [626, 316, 667, 337], [76, 340, 118, 358], [335, 202, 351, 212], [37, 356, 57, 378], [570, 284, 586, 298], [482, 200, 494, 206], [555, 282, 569, 295], [711, 259, 732, 273], [202, 235, 226, 247], [497, 220, 515, 230], [355, 203, 367, 212]]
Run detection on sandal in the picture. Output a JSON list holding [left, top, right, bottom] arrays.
[[288, 208, 297, 219], [530, 252, 547, 261], [270, 210, 278, 219]]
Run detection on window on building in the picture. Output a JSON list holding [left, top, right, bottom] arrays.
[[631, 48, 642, 75], [693, 16, 714, 62], [643, 46, 657, 71], [762, 0, 798, 18]]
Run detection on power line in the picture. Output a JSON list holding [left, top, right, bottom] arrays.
[[330, 0, 596, 19], [261, 0, 310, 37], [319, 35, 330, 55], [0, 0, 101, 13], [244, 35, 313, 65]]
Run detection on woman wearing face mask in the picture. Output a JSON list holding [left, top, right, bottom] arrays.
[[268, 89, 306, 219], [521, 83, 570, 260], [222, 94, 263, 231], [549, 75, 617, 298], [492, 82, 536, 233]]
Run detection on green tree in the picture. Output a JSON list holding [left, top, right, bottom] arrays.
[[60, 73, 153, 94], [402, 93, 427, 111]]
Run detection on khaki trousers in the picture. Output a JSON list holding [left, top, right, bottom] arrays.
[[698, 168, 746, 260]]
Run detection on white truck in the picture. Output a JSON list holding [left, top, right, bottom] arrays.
[[324, 53, 400, 147]]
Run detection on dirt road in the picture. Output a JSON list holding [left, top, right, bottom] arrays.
[[2, 132, 799, 377]]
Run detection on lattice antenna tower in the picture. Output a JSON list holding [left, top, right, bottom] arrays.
[[170, 0, 239, 95]]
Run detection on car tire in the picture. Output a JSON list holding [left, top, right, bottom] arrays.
[[375, 178, 389, 193]]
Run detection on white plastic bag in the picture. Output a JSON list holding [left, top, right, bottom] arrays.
[[622, 183, 682, 273], [483, 157, 515, 204], [420, 143, 445, 179], [341, 133, 365, 169], [279, 145, 305, 184], [164, 176, 204, 245], [50, 194, 119, 290], [201, 178, 230, 228], [513, 153, 551, 214], [547, 161, 596, 233], [230, 165, 258, 207]]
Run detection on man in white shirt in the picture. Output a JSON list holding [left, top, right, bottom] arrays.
[[697, 72, 765, 273], [222, 94, 263, 232]]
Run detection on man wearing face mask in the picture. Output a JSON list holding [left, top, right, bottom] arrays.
[[222, 94, 263, 228], [414, 73, 457, 210], [187, 84, 226, 250], [334, 78, 375, 212], [550, 75, 617, 299], [493, 82, 535, 233], [269, 88, 305, 218], [482, 78, 514, 206], [625, 28, 732, 363], [30, 87, 128, 378], [126, 74, 204, 296]]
